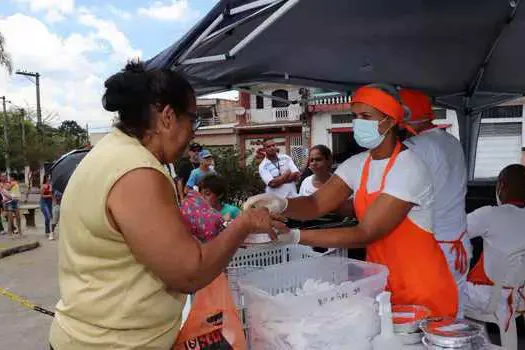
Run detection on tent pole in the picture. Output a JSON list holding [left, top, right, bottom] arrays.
[[458, 109, 482, 181], [178, 14, 225, 63], [181, 54, 228, 65], [229, 0, 301, 57], [230, 0, 284, 15], [203, 2, 283, 44]]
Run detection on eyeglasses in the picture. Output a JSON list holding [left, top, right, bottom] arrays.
[[186, 111, 202, 131]]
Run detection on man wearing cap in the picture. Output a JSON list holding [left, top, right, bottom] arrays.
[[186, 149, 216, 190], [400, 88, 471, 316], [175, 143, 202, 188]]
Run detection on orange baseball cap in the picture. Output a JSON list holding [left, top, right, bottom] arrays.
[[399, 88, 434, 121], [351, 86, 405, 123]]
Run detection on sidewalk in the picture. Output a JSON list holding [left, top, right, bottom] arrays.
[[0, 203, 47, 259]]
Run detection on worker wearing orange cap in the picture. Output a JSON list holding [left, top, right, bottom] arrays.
[[245, 84, 458, 317], [400, 88, 471, 317]]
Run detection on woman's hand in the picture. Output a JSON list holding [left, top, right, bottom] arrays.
[[238, 207, 289, 239]]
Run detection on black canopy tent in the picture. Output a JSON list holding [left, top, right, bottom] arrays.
[[146, 0, 525, 179]]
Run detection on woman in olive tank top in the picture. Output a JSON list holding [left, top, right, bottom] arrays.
[[49, 60, 287, 350]]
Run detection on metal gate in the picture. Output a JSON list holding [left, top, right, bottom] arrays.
[[289, 135, 307, 170]]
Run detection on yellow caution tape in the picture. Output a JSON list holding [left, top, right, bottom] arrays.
[[0, 286, 55, 317]]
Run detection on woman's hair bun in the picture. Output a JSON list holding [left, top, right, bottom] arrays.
[[102, 60, 151, 112]]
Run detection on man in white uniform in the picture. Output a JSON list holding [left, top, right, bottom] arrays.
[[464, 164, 525, 324], [258, 139, 300, 198], [400, 89, 471, 316]]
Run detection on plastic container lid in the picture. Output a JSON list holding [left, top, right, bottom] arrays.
[[243, 233, 273, 245], [396, 331, 424, 345], [392, 304, 431, 334], [421, 335, 488, 349], [420, 317, 483, 348]]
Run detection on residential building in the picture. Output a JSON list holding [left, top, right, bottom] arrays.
[[308, 90, 525, 180], [237, 84, 308, 168], [193, 98, 239, 147]]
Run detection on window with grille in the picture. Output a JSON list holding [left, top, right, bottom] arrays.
[[474, 122, 522, 179], [256, 94, 264, 109], [331, 114, 354, 124], [481, 105, 523, 119]]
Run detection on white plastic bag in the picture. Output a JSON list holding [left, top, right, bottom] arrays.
[[244, 279, 380, 350]]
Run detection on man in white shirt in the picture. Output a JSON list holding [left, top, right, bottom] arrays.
[[258, 139, 300, 198], [400, 89, 471, 316], [464, 164, 525, 323]]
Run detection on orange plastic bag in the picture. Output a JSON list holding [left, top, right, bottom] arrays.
[[173, 273, 247, 350]]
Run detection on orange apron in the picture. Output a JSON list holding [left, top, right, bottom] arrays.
[[437, 231, 469, 274], [468, 252, 525, 331], [354, 142, 458, 317], [407, 126, 469, 275]]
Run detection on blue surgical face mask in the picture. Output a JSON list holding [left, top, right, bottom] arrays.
[[353, 118, 388, 149]]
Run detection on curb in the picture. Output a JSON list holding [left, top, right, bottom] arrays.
[[0, 241, 40, 259]]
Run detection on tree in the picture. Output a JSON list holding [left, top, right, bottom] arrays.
[[210, 147, 264, 206], [0, 110, 89, 174], [58, 120, 89, 150], [172, 146, 265, 207], [0, 31, 13, 74]]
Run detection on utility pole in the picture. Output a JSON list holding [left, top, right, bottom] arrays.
[[19, 108, 26, 150], [1, 96, 10, 177], [15, 70, 42, 132]]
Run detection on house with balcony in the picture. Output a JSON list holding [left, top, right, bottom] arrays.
[[192, 98, 239, 148], [308, 89, 525, 180], [237, 84, 307, 167]]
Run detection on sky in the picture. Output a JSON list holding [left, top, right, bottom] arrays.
[[0, 0, 237, 132]]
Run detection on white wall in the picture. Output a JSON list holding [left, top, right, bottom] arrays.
[[249, 86, 301, 109], [311, 112, 332, 148]]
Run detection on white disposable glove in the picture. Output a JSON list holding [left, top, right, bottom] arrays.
[[277, 228, 301, 245], [243, 193, 288, 214]]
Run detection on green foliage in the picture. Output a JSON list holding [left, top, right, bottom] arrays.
[[0, 109, 89, 172], [0, 31, 13, 74], [173, 146, 264, 207], [211, 147, 264, 206]]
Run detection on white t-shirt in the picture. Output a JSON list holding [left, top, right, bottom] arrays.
[[259, 154, 299, 198], [467, 204, 525, 283], [404, 128, 468, 241], [299, 175, 318, 196], [334, 149, 434, 232]]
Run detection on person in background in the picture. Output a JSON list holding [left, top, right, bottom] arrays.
[[49, 60, 284, 349], [2, 174, 22, 237], [40, 174, 53, 237], [400, 88, 471, 317], [199, 174, 241, 223], [176, 142, 202, 187], [186, 149, 215, 190], [247, 84, 459, 317], [253, 146, 266, 166], [299, 145, 333, 196], [258, 138, 300, 198], [49, 190, 62, 241], [464, 164, 525, 325]]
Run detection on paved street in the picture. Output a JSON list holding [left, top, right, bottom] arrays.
[[0, 212, 58, 350]]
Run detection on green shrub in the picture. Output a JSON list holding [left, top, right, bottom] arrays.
[[211, 147, 264, 207]]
